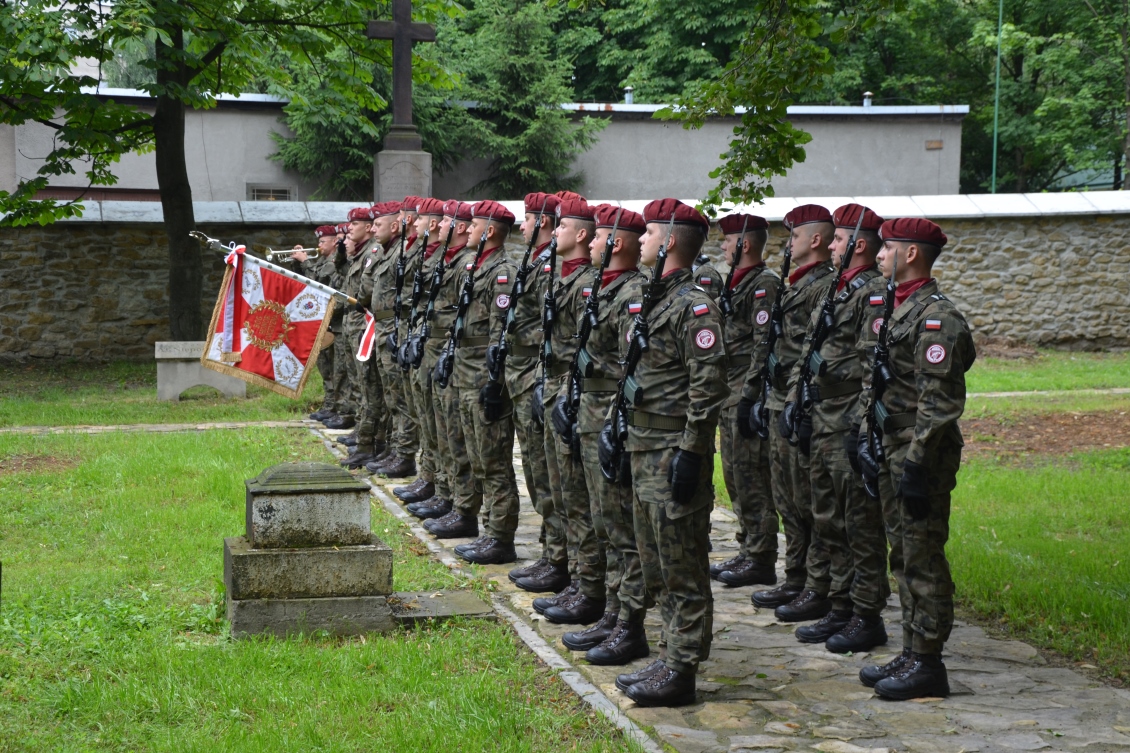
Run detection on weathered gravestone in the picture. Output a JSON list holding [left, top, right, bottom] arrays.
[[155, 341, 246, 401]]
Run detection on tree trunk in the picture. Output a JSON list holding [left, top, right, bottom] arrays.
[[155, 31, 202, 340]]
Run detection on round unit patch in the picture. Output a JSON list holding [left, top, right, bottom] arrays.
[[872, 317, 884, 335], [695, 329, 716, 349], [755, 310, 770, 326], [496, 294, 511, 309], [925, 344, 947, 364]]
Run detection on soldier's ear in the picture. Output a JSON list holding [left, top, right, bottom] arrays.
[[905, 243, 920, 266]]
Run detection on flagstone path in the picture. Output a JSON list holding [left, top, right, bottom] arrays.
[[313, 425, 1130, 753]]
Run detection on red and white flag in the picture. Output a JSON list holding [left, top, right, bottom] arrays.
[[201, 247, 337, 398]]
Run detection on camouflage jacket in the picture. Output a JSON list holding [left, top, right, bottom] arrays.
[[798, 266, 885, 436], [575, 267, 645, 435], [721, 264, 780, 408], [425, 244, 473, 360], [453, 247, 516, 391], [692, 261, 725, 302], [369, 234, 422, 336], [860, 278, 975, 466], [541, 259, 594, 410], [623, 268, 729, 455], [503, 242, 554, 397], [745, 260, 834, 410], [404, 241, 446, 364], [338, 238, 382, 331]]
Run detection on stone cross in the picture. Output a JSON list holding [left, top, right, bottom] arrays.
[[367, 0, 436, 150]]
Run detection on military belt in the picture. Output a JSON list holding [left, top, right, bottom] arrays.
[[505, 344, 539, 359], [550, 363, 572, 378], [457, 336, 490, 348], [370, 310, 396, 322], [627, 409, 687, 431], [581, 378, 619, 393], [884, 410, 918, 429], [811, 380, 863, 401]]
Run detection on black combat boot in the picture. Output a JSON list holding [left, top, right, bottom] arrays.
[[874, 652, 950, 700], [454, 536, 490, 556], [423, 511, 478, 539], [310, 408, 334, 421], [324, 415, 355, 430], [794, 609, 852, 643], [340, 446, 377, 469], [625, 666, 696, 708], [544, 593, 606, 625], [395, 478, 434, 503], [615, 659, 665, 691], [585, 618, 650, 665], [827, 614, 888, 654], [408, 496, 451, 520], [508, 558, 548, 583], [751, 584, 803, 608], [860, 647, 911, 687], [460, 537, 516, 565], [709, 554, 746, 579], [370, 447, 393, 466], [336, 431, 358, 447], [718, 558, 777, 588], [774, 589, 832, 623], [515, 561, 570, 594], [532, 581, 578, 615], [561, 612, 618, 651], [372, 454, 416, 478]]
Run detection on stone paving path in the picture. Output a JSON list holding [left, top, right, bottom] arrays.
[[334, 427, 1130, 753]]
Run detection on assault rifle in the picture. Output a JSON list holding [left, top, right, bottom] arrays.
[[386, 219, 410, 356], [406, 219, 456, 370], [717, 214, 750, 318], [532, 233, 560, 427], [749, 236, 793, 439], [860, 250, 898, 500], [433, 212, 493, 389], [788, 210, 867, 454], [554, 207, 622, 453], [396, 225, 430, 370], [600, 212, 676, 485], [486, 198, 550, 384]]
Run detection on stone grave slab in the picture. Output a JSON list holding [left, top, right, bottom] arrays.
[[228, 595, 394, 638], [224, 535, 392, 600], [155, 341, 246, 400], [389, 591, 495, 625], [244, 462, 370, 548]]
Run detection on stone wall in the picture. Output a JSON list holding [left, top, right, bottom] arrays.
[[2, 207, 1129, 361]]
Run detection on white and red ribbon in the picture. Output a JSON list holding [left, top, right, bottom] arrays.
[[356, 309, 377, 361]]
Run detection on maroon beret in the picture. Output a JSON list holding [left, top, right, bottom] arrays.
[[879, 218, 947, 248], [783, 204, 833, 229], [347, 206, 374, 221], [472, 199, 516, 225], [335, 223, 348, 234], [555, 190, 586, 202], [314, 225, 337, 238], [556, 198, 594, 222], [524, 192, 562, 216], [642, 199, 709, 232], [833, 203, 884, 232], [442, 200, 474, 221], [717, 213, 769, 234], [593, 204, 647, 235], [402, 195, 420, 212], [417, 197, 445, 216], [371, 201, 401, 218]]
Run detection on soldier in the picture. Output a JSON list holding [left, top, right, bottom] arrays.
[[856, 218, 974, 700], [535, 198, 604, 625], [505, 192, 570, 593], [606, 198, 728, 708], [692, 251, 725, 302], [326, 223, 359, 432], [746, 205, 836, 622], [292, 225, 342, 422], [713, 213, 781, 588], [789, 204, 891, 652], [560, 205, 652, 665]]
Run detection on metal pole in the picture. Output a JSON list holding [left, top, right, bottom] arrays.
[[991, 0, 1004, 193]]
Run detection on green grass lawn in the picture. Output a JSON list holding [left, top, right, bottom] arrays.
[[967, 350, 1130, 393], [0, 429, 636, 751]]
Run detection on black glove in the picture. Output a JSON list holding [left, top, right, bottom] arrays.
[[598, 421, 617, 476], [433, 349, 453, 389], [385, 331, 398, 355], [479, 380, 505, 423], [736, 397, 756, 440], [845, 426, 861, 474], [334, 239, 347, 266], [795, 411, 813, 456], [667, 449, 703, 505], [532, 379, 545, 426], [750, 396, 768, 439], [551, 394, 572, 443], [486, 343, 503, 380], [778, 401, 796, 440], [857, 428, 881, 498], [898, 460, 931, 521]]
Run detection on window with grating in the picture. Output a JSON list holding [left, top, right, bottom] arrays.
[[248, 186, 293, 201]]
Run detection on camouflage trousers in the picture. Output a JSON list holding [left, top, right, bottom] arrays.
[[879, 437, 959, 655], [345, 327, 387, 451], [768, 409, 827, 590], [719, 404, 777, 564], [544, 406, 603, 599], [434, 377, 476, 510], [332, 328, 357, 418], [376, 339, 418, 457], [631, 446, 714, 676], [579, 429, 640, 617], [409, 358, 439, 489], [810, 430, 890, 616], [512, 383, 563, 564], [457, 386, 520, 543], [315, 338, 335, 410]]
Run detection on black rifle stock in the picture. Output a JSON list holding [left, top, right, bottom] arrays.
[[750, 237, 793, 439], [862, 251, 898, 499], [397, 226, 430, 370], [488, 198, 549, 383], [386, 219, 410, 356], [532, 236, 560, 427], [410, 219, 457, 369]]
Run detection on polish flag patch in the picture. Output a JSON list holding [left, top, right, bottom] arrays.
[[870, 295, 885, 306], [692, 303, 710, 317], [699, 277, 712, 285], [755, 289, 767, 298], [497, 274, 509, 284], [543, 263, 552, 272], [925, 319, 942, 331], [466, 262, 474, 270], [628, 302, 642, 314], [582, 287, 592, 298]]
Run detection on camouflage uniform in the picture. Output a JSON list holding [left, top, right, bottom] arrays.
[[577, 267, 646, 617], [744, 261, 834, 589], [692, 260, 725, 302], [863, 279, 974, 654], [454, 246, 521, 543], [543, 258, 601, 599], [337, 238, 385, 448], [405, 241, 443, 490], [720, 265, 781, 565], [504, 243, 561, 563], [627, 268, 729, 675], [803, 267, 889, 615]]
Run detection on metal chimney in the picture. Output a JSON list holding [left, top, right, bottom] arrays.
[[624, 86, 634, 105], [863, 91, 873, 108]]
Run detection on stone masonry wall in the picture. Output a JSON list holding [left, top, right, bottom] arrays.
[[1, 213, 1128, 361]]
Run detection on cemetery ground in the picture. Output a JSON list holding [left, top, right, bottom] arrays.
[[1, 350, 1129, 750]]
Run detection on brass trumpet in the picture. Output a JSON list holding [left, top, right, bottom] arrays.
[[260, 245, 318, 259]]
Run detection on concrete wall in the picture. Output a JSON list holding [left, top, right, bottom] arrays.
[[3, 193, 1127, 361]]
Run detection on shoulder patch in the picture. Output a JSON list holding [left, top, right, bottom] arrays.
[[497, 274, 509, 284], [925, 319, 942, 331], [695, 329, 716, 349], [465, 262, 473, 270], [543, 263, 552, 273], [925, 343, 946, 363], [628, 302, 642, 314], [755, 289, 767, 298], [699, 277, 712, 285], [692, 303, 710, 317], [496, 293, 511, 310], [870, 295, 885, 306], [582, 287, 592, 298], [755, 309, 770, 326]]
